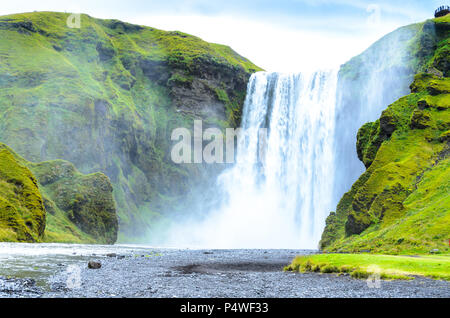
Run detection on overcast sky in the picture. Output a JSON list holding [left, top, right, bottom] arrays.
[[0, 0, 443, 71]]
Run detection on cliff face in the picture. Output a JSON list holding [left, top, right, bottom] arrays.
[[321, 15, 450, 254], [0, 12, 262, 241], [0, 143, 118, 243]]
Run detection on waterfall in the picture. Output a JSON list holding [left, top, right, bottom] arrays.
[[155, 26, 417, 249], [165, 70, 338, 248]]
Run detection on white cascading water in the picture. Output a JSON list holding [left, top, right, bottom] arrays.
[[166, 70, 338, 248]]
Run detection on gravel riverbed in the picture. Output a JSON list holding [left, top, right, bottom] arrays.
[[0, 244, 449, 298]]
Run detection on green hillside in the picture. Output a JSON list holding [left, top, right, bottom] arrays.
[[320, 15, 450, 254], [0, 143, 117, 243], [0, 11, 262, 241], [0, 144, 45, 241]]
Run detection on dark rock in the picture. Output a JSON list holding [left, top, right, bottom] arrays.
[[417, 98, 430, 110], [88, 261, 102, 269], [428, 81, 450, 95], [438, 131, 450, 142], [106, 253, 117, 257], [380, 111, 397, 137], [0, 20, 37, 33], [426, 67, 443, 78], [410, 109, 431, 129], [96, 42, 115, 61], [104, 19, 144, 33], [345, 211, 372, 236]]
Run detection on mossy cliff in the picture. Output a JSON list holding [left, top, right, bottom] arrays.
[[0, 12, 262, 241], [0, 143, 118, 243], [0, 145, 45, 241], [321, 15, 450, 254], [332, 17, 443, 204]]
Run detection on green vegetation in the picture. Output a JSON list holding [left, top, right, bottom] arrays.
[[320, 15, 450, 255], [285, 253, 450, 281], [30, 160, 118, 244], [0, 145, 45, 242], [0, 143, 117, 243], [0, 11, 262, 241]]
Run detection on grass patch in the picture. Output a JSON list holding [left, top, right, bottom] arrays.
[[284, 253, 450, 281]]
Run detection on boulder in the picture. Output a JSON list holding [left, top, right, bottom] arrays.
[[88, 261, 102, 269]]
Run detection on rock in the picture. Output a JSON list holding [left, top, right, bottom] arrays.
[[430, 249, 440, 254], [88, 261, 102, 269], [380, 111, 397, 137], [345, 211, 372, 236], [417, 98, 430, 110], [0, 13, 260, 242], [426, 67, 444, 78], [410, 109, 431, 129], [96, 42, 115, 62], [106, 253, 117, 257], [438, 131, 450, 142]]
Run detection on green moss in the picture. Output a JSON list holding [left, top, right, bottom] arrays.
[[215, 88, 230, 103], [0, 142, 117, 244], [0, 144, 45, 242], [286, 254, 449, 281], [29, 160, 118, 244], [356, 120, 385, 168]]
